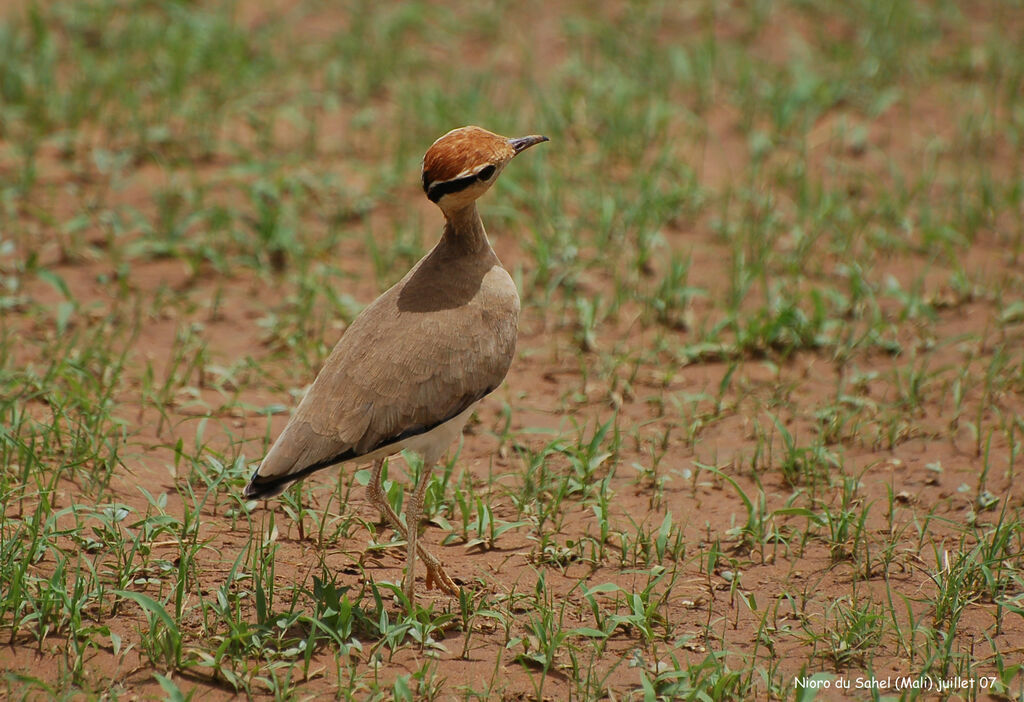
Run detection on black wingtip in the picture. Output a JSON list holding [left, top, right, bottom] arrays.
[[242, 469, 291, 501]]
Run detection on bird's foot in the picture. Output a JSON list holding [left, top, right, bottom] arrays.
[[424, 562, 460, 596]]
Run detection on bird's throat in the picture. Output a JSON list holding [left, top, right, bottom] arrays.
[[441, 202, 490, 255]]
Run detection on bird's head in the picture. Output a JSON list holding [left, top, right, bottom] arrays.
[[421, 126, 548, 213]]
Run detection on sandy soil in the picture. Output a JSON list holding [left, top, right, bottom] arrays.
[[2, 1, 1023, 700]]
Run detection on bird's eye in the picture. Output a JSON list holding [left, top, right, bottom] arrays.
[[477, 165, 496, 181]]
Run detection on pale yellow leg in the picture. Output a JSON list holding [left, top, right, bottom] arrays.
[[364, 458, 460, 603], [403, 466, 427, 601]]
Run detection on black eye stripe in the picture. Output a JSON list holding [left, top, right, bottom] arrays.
[[424, 165, 499, 203], [426, 173, 477, 203]]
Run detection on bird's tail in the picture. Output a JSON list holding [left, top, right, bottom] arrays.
[[242, 470, 295, 500], [243, 439, 350, 500]]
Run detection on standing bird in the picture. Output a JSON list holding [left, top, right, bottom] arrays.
[[243, 126, 548, 603]]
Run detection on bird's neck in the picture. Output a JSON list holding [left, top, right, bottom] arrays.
[[440, 203, 490, 255]]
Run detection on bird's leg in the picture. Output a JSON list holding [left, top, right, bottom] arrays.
[[410, 461, 460, 597], [364, 462, 452, 597], [367, 458, 419, 591], [367, 458, 405, 535], [403, 461, 432, 603], [365, 458, 459, 599]]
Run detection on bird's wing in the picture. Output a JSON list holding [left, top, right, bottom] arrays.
[[245, 261, 518, 498]]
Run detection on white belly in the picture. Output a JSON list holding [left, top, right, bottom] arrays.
[[360, 402, 478, 467]]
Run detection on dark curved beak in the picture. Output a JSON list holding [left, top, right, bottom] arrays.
[[510, 134, 549, 155]]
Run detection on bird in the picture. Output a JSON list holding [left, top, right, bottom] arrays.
[[243, 126, 548, 604]]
